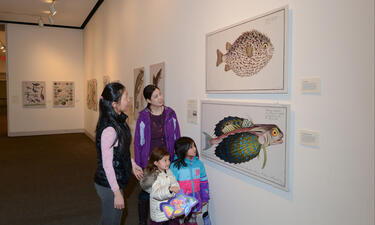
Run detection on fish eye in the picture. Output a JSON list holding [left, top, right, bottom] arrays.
[[271, 128, 279, 137], [263, 43, 268, 49]]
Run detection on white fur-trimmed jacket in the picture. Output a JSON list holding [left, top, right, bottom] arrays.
[[140, 169, 180, 222]]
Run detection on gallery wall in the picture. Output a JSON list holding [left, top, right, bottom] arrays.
[[83, 0, 374, 224], [7, 24, 84, 135], [0, 30, 6, 74]]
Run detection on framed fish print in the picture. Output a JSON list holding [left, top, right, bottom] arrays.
[[201, 99, 289, 191], [22, 81, 46, 107], [53, 81, 74, 107], [134, 67, 145, 121], [150, 62, 165, 96], [87, 79, 97, 111], [206, 6, 288, 93]]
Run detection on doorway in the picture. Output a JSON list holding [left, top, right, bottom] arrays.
[[0, 24, 7, 136]]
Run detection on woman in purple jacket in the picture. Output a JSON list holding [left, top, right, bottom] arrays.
[[132, 84, 181, 225]]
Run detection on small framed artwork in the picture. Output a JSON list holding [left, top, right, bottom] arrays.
[[206, 6, 288, 93], [201, 99, 289, 190], [53, 81, 74, 107], [134, 67, 145, 121], [22, 81, 46, 107], [150, 62, 165, 95], [87, 79, 97, 111]]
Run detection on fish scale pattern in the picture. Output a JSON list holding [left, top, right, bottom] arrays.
[[214, 116, 244, 137], [215, 132, 261, 164]]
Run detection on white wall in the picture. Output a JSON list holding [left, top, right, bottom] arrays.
[[83, 0, 374, 224], [7, 24, 84, 135]]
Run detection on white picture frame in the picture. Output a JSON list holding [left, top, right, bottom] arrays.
[[200, 99, 289, 190], [206, 6, 288, 93]]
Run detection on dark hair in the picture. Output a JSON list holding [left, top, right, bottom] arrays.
[[173, 136, 198, 169], [143, 84, 159, 109], [145, 147, 170, 173], [96, 82, 126, 148]]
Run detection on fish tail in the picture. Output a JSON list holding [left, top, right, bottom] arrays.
[[202, 132, 213, 150], [216, 49, 223, 67]]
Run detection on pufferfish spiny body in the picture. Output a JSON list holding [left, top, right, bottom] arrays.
[[216, 30, 274, 77], [203, 116, 283, 169]]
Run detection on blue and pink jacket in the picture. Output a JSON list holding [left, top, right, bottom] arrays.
[[170, 156, 210, 212]]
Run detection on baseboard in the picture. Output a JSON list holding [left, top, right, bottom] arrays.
[[8, 129, 85, 137], [84, 129, 95, 142]]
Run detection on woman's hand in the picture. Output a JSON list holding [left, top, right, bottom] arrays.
[[131, 159, 143, 180], [169, 186, 180, 193], [114, 190, 125, 210]]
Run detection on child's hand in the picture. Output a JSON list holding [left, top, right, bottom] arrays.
[[169, 186, 180, 193]]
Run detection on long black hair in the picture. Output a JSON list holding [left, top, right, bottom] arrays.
[[96, 82, 127, 148], [173, 136, 199, 169], [143, 84, 159, 109]]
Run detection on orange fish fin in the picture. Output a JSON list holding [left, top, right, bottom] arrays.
[[226, 42, 232, 51], [216, 49, 223, 67], [246, 45, 253, 57], [224, 64, 231, 71]]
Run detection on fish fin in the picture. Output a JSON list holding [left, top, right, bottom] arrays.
[[261, 146, 267, 169], [246, 45, 253, 58], [202, 132, 213, 150], [224, 64, 231, 71], [222, 124, 237, 134], [257, 134, 265, 145], [226, 42, 232, 51], [216, 49, 223, 67]]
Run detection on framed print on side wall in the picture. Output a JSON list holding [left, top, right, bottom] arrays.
[[201, 99, 289, 191], [134, 67, 145, 121], [206, 6, 288, 93]]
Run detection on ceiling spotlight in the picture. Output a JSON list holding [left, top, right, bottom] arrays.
[[0, 46, 3, 50], [48, 14, 54, 24], [49, 1, 56, 16], [38, 17, 44, 27]]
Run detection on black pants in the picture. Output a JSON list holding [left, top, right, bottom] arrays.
[[138, 189, 150, 225]]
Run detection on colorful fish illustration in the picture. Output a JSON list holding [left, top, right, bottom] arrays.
[[203, 116, 283, 169], [160, 190, 198, 219], [134, 69, 144, 109], [216, 30, 274, 77]]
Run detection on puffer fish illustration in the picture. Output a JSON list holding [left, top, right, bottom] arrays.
[[203, 116, 283, 169], [134, 69, 144, 109], [216, 30, 274, 77]]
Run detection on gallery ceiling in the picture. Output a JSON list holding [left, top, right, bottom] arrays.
[[0, 0, 103, 29]]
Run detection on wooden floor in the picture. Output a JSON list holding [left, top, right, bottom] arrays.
[[0, 105, 7, 136], [0, 106, 140, 225]]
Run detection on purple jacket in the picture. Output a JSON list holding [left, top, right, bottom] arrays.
[[134, 106, 181, 168]]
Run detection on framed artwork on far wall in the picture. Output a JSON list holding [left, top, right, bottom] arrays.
[[22, 81, 46, 107], [150, 62, 165, 96], [53, 81, 74, 107], [206, 6, 288, 93], [200, 99, 289, 191]]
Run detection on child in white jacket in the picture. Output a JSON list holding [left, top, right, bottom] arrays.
[[140, 147, 180, 225]]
